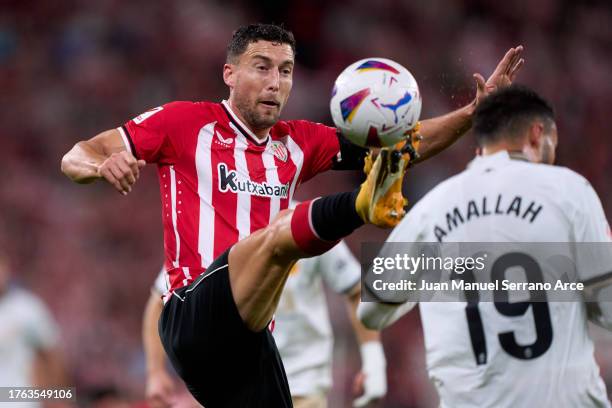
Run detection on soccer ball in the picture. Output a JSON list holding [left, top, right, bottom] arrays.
[[330, 58, 422, 147]]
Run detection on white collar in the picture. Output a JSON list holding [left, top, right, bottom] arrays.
[[467, 150, 516, 170], [221, 100, 270, 144]]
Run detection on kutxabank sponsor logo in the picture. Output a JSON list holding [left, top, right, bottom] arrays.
[[218, 163, 289, 198]]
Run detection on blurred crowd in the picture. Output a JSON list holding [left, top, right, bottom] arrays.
[[1, 0, 611, 406]]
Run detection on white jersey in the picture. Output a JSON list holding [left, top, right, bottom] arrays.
[[388, 151, 611, 407], [272, 241, 360, 396], [153, 266, 170, 295], [0, 288, 59, 408]]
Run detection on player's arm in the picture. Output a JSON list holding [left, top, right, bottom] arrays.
[[61, 128, 146, 195], [357, 247, 420, 330], [413, 46, 524, 163], [32, 346, 67, 387], [357, 299, 416, 331], [357, 202, 428, 329], [32, 347, 70, 408], [586, 301, 612, 330], [26, 297, 69, 393], [564, 174, 612, 328], [583, 269, 612, 331], [571, 177, 612, 329], [327, 47, 524, 172], [345, 284, 387, 407], [143, 288, 175, 408]]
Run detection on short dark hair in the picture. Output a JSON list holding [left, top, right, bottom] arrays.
[[473, 85, 555, 146], [227, 23, 296, 63]]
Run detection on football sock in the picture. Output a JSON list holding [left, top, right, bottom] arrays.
[[290, 190, 364, 255]]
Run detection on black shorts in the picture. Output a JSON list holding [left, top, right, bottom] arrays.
[[159, 249, 293, 408]]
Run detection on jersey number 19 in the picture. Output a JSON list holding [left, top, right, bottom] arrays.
[[459, 252, 554, 365]]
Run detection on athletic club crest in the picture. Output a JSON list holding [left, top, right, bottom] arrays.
[[270, 141, 288, 162]]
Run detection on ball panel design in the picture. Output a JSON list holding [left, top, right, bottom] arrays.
[[330, 58, 422, 147]]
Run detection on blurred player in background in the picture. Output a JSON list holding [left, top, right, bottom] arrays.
[[0, 252, 67, 408], [61, 22, 523, 407], [143, 239, 386, 408], [359, 85, 612, 407], [274, 237, 386, 408], [142, 269, 202, 408]]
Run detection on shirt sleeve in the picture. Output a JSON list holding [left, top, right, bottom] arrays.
[[152, 267, 169, 295], [362, 194, 432, 304], [319, 240, 361, 294], [24, 295, 60, 351], [291, 121, 340, 182], [573, 178, 612, 283], [121, 101, 193, 164], [332, 133, 369, 171], [573, 179, 611, 243]]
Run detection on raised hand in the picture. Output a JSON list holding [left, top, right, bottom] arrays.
[[473, 45, 524, 105]]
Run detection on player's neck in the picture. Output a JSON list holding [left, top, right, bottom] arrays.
[[481, 145, 530, 162], [225, 100, 271, 141]]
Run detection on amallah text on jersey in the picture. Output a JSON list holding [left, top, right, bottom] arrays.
[[218, 163, 290, 198], [434, 194, 543, 242]]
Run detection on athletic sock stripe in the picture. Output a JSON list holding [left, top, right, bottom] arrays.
[[290, 200, 339, 255]]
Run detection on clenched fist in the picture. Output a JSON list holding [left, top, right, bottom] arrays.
[[98, 151, 146, 195]]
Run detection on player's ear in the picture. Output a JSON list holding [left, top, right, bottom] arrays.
[[223, 63, 236, 88], [527, 121, 545, 150]]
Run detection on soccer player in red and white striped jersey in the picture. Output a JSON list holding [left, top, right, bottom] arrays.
[[118, 99, 342, 294], [62, 23, 524, 407], [61, 23, 523, 299]]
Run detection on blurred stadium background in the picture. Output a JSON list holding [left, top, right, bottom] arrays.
[[1, 0, 611, 406]]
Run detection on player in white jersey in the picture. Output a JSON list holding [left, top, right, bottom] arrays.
[[144, 242, 387, 408], [358, 85, 612, 407], [274, 239, 386, 407], [0, 253, 66, 408], [143, 268, 202, 408]]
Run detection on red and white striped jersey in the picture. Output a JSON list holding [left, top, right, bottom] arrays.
[[119, 100, 340, 293]]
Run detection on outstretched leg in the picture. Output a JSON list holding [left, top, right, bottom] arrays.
[[229, 190, 363, 331], [159, 141, 414, 407]]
